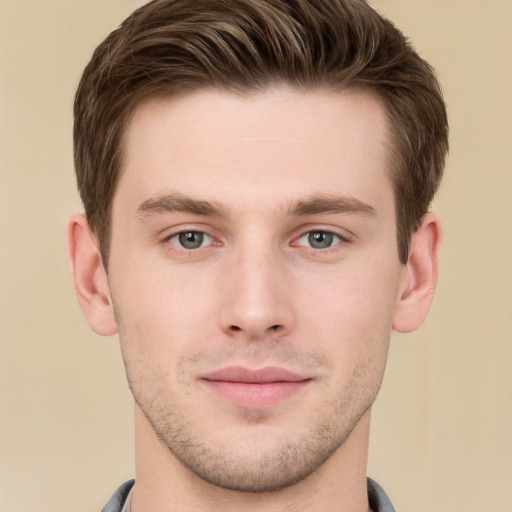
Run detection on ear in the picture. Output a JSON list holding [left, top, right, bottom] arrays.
[[393, 212, 442, 333], [66, 213, 118, 336]]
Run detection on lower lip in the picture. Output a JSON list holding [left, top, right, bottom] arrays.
[[202, 380, 311, 408]]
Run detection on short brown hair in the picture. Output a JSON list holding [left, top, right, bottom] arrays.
[[74, 0, 448, 264]]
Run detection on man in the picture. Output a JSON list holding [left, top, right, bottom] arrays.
[[67, 0, 448, 510]]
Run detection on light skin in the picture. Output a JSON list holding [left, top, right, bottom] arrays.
[[67, 87, 441, 512]]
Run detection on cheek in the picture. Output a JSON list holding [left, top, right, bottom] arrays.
[[294, 263, 398, 371], [298, 262, 399, 330], [114, 261, 218, 324], [111, 269, 214, 362]]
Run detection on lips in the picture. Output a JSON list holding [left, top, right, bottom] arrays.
[[200, 366, 311, 408]]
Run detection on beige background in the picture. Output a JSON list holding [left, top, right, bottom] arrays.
[[1, 0, 511, 511]]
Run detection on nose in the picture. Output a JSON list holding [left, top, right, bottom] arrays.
[[218, 242, 295, 341]]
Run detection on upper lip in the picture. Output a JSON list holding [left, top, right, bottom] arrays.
[[201, 366, 309, 383]]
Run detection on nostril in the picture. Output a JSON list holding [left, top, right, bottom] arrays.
[[229, 325, 242, 332], [270, 325, 280, 330]]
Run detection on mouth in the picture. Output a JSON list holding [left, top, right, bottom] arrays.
[[200, 366, 312, 408]]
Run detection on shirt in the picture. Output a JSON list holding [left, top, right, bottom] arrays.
[[102, 477, 395, 512]]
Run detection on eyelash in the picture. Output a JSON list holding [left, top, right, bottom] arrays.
[[163, 230, 217, 253], [162, 227, 351, 255], [294, 229, 350, 251]]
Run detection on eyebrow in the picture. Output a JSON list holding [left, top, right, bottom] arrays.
[[137, 192, 228, 219], [286, 194, 377, 217], [136, 192, 376, 220]]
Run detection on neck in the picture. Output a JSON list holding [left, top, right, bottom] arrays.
[[131, 405, 372, 512]]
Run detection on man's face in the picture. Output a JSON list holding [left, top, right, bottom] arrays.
[[107, 87, 407, 491]]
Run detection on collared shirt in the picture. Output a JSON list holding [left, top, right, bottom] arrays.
[[120, 486, 132, 512], [102, 477, 395, 512]]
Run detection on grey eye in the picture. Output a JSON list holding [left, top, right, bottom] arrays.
[[308, 231, 334, 249], [297, 230, 342, 249], [169, 231, 213, 250]]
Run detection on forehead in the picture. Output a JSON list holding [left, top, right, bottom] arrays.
[[117, 87, 392, 214]]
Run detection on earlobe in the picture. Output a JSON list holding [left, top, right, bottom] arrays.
[[66, 213, 118, 336], [393, 212, 442, 333]]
